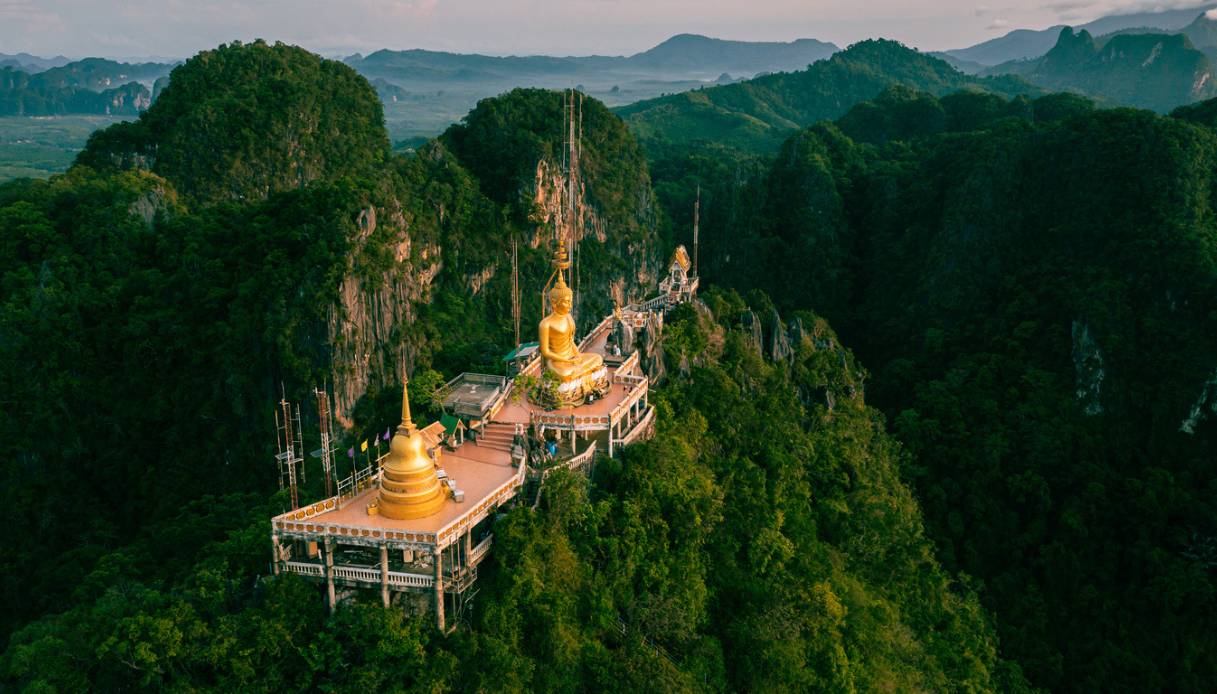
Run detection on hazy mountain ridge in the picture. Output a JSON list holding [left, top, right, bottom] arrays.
[[617, 39, 1040, 150], [0, 53, 71, 73], [652, 84, 1217, 690], [0, 66, 151, 116], [0, 57, 177, 117], [982, 27, 1216, 112], [945, 2, 1217, 65], [35, 57, 176, 90], [347, 34, 839, 83]]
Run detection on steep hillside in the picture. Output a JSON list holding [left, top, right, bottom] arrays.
[[0, 39, 1019, 692], [616, 40, 1038, 151], [665, 87, 1217, 691], [0, 43, 662, 642], [0, 291, 1022, 692], [77, 40, 389, 203]]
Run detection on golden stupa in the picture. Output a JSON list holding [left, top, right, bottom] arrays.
[[374, 378, 447, 520]]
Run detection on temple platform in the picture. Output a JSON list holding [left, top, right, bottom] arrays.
[[270, 311, 656, 631]]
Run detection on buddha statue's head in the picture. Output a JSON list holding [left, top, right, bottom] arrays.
[[549, 275, 573, 315]]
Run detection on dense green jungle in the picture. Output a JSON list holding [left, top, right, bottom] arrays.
[[1, 39, 1215, 693]]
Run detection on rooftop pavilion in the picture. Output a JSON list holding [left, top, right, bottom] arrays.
[[442, 373, 508, 419]]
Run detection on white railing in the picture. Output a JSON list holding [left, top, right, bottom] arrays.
[[336, 458, 382, 501], [630, 295, 667, 312], [613, 372, 646, 386], [470, 535, 493, 564], [531, 412, 611, 430], [578, 315, 614, 351], [609, 376, 648, 425], [284, 561, 324, 577], [333, 565, 381, 583], [537, 441, 597, 481], [564, 441, 597, 470], [387, 570, 435, 588], [620, 407, 655, 447], [613, 350, 640, 375]]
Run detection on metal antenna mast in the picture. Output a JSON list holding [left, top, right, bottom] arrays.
[[276, 386, 303, 510], [315, 386, 336, 498], [574, 92, 582, 314], [693, 184, 700, 278], [511, 237, 521, 348]]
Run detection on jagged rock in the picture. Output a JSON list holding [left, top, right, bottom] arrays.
[[788, 316, 808, 349], [1180, 369, 1217, 434], [1071, 319, 1105, 416], [641, 311, 667, 383], [127, 186, 173, 227], [327, 203, 442, 426], [767, 308, 792, 362], [740, 309, 763, 354], [614, 314, 635, 355]]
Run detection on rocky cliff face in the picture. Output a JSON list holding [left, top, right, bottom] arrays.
[[326, 205, 443, 424], [320, 92, 666, 427], [531, 157, 662, 323]]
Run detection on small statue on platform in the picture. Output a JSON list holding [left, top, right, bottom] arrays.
[[537, 270, 608, 407]]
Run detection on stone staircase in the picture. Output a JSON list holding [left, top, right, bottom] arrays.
[[477, 422, 516, 453]]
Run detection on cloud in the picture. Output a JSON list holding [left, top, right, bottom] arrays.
[[1040, 0, 1095, 12], [975, 4, 991, 16], [986, 18, 1010, 29], [1040, 0, 1215, 25], [0, 0, 61, 25]]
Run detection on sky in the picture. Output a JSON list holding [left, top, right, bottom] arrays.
[[0, 0, 1212, 59]]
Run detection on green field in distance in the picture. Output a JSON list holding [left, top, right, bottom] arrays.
[[0, 115, 132, 182]]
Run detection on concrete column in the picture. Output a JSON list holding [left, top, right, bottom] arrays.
[[324, 537, 336, 614], [271, 532, 281, 576], [464, 529, 473, 565], [434, 549, 445, 632], [380, 544, 390, 608]]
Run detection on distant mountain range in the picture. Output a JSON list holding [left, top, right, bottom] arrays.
[[942, 2, 1217, 66], [0, 58, 173, 116], [0, 52, 71, 73], [346, 34, 839, 85], [979, 18, 1217, 112], [617, 40, 1039, 151], [347, 34, 841, 139]]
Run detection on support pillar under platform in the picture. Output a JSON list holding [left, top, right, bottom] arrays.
[[380, 545, 390, 608], [434, 549, 445, 632], [324, 537, 336, 614]]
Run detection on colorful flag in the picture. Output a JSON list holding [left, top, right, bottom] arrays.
[[347, 447, 354, 458], [382, 428, 391, 441], [360, 440, 368, 452]]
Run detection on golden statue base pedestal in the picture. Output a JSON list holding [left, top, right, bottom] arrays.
[[530, 365, 611, 410], [552, 366, 611, 408]]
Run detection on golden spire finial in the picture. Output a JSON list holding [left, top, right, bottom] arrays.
[[400, 376, 414, 433]]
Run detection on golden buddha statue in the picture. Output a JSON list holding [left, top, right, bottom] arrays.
[[538, 271, 608, 406], [373, 378, 447, 520]]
